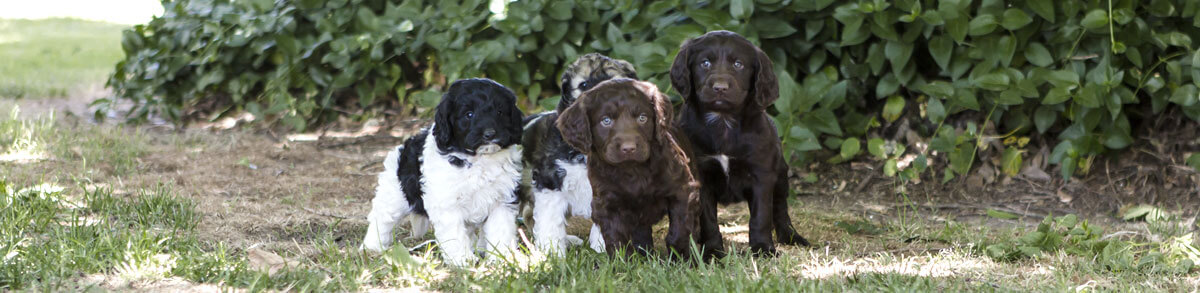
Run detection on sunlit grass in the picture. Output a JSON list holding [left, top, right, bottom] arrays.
[[0, 105, 146, 177], [0, 18, 127, 98]]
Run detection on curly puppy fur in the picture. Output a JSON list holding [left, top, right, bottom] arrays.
[[670, 30, 810, 259], [557, 78, 700, 258], [521, 53, 637, 256], [362, 78, 525, 267]]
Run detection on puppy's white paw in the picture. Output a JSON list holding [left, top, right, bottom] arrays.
[[588, 224, 605, 253], [565, 235, 584, 246]]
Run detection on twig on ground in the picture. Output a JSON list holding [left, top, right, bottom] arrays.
[[853, 174, 874, 194], [517, 227, 535, 251]]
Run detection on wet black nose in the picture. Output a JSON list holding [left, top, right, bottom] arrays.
[[712, 81, 729, 93], [482, 129, 496, 140]]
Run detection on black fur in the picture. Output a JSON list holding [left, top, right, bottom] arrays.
[[523, 113, 588, 191], [395, 78, 525, 217], [433, 78, 524, 156]]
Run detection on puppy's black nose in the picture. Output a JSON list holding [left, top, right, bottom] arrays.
[[482, 129, 496, 140], [712, 82, 729, 93]]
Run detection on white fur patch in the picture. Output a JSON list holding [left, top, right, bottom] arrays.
[[523, 111, 552, 130], [531, 160, 603, 256], [708, 154, 731, 175], [362, 145, 411, 252], [362, 124, 523, 267], [704, 112, 736, 129]]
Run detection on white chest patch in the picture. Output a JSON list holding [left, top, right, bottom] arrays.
[[704, 112, 737, 129], [709, 154, 731, 175], [420, 130, 522, 224], [555, 160, 593, 217]]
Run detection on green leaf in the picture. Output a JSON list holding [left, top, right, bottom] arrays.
[[946, 16, 968, 43], [968, 14, 998, 36], [1170, 84, 1198, 107], [1043, 87, 1072, 105], [1001, 147, 1023, 177], [1187, 153, 1200, 171], [606, 22, 622, 43], [1081, 9, 1109, 30], [953, 88, 981, 110], [1001, 8, 1033, 30], [929, 36, 953, 70], [1122, 204, 1166, 222], [927, 97, 946, 123], [884, 159, 898, 177], [1047, 70, 1080, 88], [885, 40, 914, 73], [1034, 106, 1057, 133], [975, 72, 1011, 91], [801, 109, 843, 136], [753, 16, 798, 39], [730, 0, 753, 19], [546, 1, 574, 21], [788, 126, 823, 151], [1025, 42, 1053, 67], [1075, 85, 1101, 108], [995, 90, 1023, 105], [987, 209, 1020, 220], [840, 137, 861, 159], [867, 138, 886, 158], [919, 81, 955, 98], [882, 96, 906, 122], [1029, 0, 1055, 22], [1060, 156, 1076, 180]]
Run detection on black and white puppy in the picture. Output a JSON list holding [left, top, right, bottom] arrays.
[[522, 53, 637, 255], [362, 78, 525, 267]]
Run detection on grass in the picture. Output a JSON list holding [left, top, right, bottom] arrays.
[[0, 18, 127, 99], [1, 105, 146, 177], [1, 174, 1197, 291], [0, 109, 1197, 291]]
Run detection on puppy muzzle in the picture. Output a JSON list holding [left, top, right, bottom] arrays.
[[476, 143, 502, 154]]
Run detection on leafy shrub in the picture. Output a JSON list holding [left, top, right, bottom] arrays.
[[107, 0, 1200, 179]]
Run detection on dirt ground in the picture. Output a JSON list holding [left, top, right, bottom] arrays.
[[11, 94, 1200, 264]]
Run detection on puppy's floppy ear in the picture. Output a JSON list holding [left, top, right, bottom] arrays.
[[612, 58, 639, 80], [555, 96, 592, 154], [752, 45, 779, 110], [669, 38, 694, 101], [433, 91, 455, 150], [653, 89, 675, 145], [506, 90, 524, 141]]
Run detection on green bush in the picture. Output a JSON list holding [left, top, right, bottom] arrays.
[[107, 0, 1200, 180]]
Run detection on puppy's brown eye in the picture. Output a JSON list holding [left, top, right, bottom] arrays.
[[601, 117, 613, 126], [637, 114, 648, 124], [700, 60, 711, 69], [733, 61, 744, 70]]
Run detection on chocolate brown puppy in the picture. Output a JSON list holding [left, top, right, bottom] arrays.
[[556, 78, 699, 257], [670, 30, 810, 258]]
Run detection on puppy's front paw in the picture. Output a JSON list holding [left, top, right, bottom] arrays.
[[564, 235, 584, 246], [441, 252, 479, 268], [777, 232, 810, 246], [750, 242, 778, 257]]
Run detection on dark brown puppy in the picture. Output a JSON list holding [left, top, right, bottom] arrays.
[[670, 30, 810, 258], [556, 78, 699, 257]]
